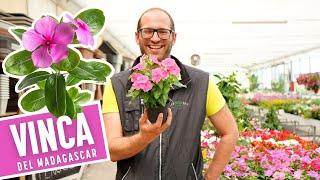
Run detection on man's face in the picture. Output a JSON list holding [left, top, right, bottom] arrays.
[[135, 10, 176, 61]]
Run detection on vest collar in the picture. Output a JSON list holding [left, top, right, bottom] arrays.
[[126, 55, 191, 91]]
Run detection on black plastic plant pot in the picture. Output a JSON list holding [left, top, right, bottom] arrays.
[[146, 105, 169, 124]]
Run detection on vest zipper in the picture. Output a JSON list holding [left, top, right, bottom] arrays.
[[159, 133, 162, 180], [121, 166, 131, 180], [191, 163, 198, 180]]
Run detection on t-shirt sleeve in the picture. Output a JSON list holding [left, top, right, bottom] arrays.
[[102, 80, 119, 113], [206, 76, 226, 117]]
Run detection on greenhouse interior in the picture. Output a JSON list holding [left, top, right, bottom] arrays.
[[1, 0, 320, 179]]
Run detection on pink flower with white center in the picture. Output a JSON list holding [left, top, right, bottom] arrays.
[[65, 14, 94, 47], [22, 16, 74, 68], [151, 68, 169, 84], [161, 57, 180, 76], [131, 73, 153, 92]]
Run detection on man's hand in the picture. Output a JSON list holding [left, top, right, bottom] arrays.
[[104, 108, 173, 161], [138, 108, 172, 144]]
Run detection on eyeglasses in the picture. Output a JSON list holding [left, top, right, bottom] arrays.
[[138, 28, 173, 40]]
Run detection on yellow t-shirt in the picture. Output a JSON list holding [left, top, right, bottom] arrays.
[[102, 76, 226, 117]]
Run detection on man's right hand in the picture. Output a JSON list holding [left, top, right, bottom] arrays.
[[138, 108, 172, 144]]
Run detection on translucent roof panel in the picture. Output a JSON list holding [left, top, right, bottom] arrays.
[[78, 0, 320, 73]]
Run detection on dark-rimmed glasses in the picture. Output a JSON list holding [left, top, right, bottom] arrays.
[[138, 28, 173, 40]]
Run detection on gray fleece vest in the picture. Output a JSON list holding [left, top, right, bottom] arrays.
[[111, 56, 209, 180]]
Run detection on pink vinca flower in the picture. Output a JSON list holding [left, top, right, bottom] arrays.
[[161, 57, 180, 76], [65, 14, 94, 47], [22, 16, 74, 68], [132, 73, 153, 92], [152, 68, 169, 83], [150, 55, 161, 65], [132, 62, 144, 70]]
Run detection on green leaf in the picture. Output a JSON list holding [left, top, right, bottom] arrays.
[[51, 48, 80, 71], [65, 92, 77, 119], [173, 81, 187, 88], [153, 89, 161, 100], [67, 87, 79, 100], [74, 92, 91, 104], [5, 50, 36, 76], [10, 28, 26, 40], [45, 74, 66, 117], [75, 9, 105, 35], [66, 74, 81, 86], [20, 89, 45, 112], [18, 71, 50, 90], [69, 60, 111, 82], [75, 104, 82, 113], [163, 85, 170, 94], [158, 94, 168, 107], [37, 80, 46, 89], [158, 81, 164, 90]]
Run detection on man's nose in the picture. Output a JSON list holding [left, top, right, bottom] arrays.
[[150, 31, 161, 42]]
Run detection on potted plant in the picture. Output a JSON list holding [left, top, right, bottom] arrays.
[[127, 55, 185, 123]]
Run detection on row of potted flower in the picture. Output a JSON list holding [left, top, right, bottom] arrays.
[[201, 129, 320, 179], [248, 93, 320, 120]]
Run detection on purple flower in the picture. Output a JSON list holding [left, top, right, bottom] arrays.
[[265, 169, 273, 176], [65, 14, 94, 47], [151, 68, 169, 84], [307, 171, 320, 179], [301, 156, 312, 164], [22, 16, 74, 68]]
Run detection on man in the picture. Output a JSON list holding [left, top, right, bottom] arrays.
[[103, 8, 239, 180]]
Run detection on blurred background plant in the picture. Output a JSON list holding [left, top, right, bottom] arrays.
[[248, 74, 259, 92], [271, 77, 285, 93]]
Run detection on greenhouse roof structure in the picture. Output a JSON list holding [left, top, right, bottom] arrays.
[[78, 0, 320, 73]]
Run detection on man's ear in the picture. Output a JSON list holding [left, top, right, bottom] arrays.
[[172, 32, 177, 45], [135, 32, 139, 44]]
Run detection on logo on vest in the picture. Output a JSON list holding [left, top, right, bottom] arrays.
[[169, 100, 189, 109]]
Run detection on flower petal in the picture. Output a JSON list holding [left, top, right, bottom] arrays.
[[76, 29, 94, 46], [31, 46, 52, 68], [75, 19, 94, 46], [50, 44, 68, 63], [64, 13, 76, 24], [52, 23, 74, 45], [35, 16, 57, 39], [22, 29, 45, 51]]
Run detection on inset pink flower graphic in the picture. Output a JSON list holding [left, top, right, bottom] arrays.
[[22, 16, 74, 68], [65, 14, 94, 47]]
